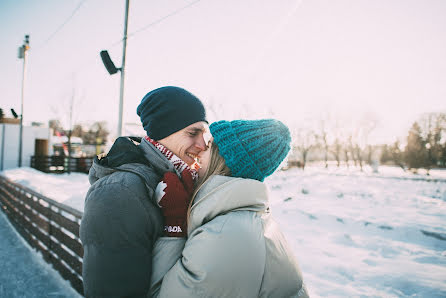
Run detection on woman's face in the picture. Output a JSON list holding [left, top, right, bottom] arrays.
[[197, 138, 212, 177]]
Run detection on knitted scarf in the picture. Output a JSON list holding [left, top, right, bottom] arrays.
[[145, 136, 198, 181]]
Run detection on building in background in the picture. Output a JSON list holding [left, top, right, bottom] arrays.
[[0, 119, 53, 171]]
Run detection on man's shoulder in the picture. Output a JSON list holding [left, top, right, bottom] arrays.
[[84, 167, 163, 222], [95, 163, 160, 186], [87, 164, 162, 204], [93, 167, 142, 187]]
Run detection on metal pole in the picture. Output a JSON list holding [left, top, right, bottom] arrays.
[[18, 35, 30, 167], [117, 0, 130, 137], [1, 125, 5, 171]]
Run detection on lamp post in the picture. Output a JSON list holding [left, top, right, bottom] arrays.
[[100, 0, 130, 137], [18, 35, 30, 167]]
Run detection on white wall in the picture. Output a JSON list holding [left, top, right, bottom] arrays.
[[0, 124, 51, 171]]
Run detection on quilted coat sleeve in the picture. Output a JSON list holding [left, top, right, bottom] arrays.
[[80, 175, 163, 298], [150, 211, 266, 298]]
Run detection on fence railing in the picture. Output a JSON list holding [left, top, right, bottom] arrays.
[[0, 175, 84, 296], [31, 156, 93, 174]]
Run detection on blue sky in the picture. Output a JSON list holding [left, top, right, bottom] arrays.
[[1, 0, 445, 143]]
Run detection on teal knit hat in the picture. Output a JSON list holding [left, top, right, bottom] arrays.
[[209, 119, 291, 182]]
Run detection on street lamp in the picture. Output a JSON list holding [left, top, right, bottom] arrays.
[[17, 35, 30, 167], [100, 0, 130, 137]]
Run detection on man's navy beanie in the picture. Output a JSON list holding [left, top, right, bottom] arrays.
[[136, 86, 207, 140]]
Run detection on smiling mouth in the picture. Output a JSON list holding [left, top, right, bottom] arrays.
[[186, 153, 201, 168]]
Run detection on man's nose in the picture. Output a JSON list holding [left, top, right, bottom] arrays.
[[195, 135, 207, 151]]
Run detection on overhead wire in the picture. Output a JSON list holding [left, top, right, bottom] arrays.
[[109, 0, 202, 48], [35, 0, 88, 51], [68, 0, 204, 77], [35, 0, 205, 105]]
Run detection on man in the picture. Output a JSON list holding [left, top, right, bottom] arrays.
[[80, 86, 208, 297]]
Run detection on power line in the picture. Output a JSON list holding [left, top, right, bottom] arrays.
[[37, 0, 88, 50], [110, 0, 202, 47], [60, 0, 203, 78], [32, 0, 204, 94]]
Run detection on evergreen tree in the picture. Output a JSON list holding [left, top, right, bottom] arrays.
[[405, 122, 428, 170]]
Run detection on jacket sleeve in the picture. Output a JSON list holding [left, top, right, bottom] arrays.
[[80, 180, 162, 298], [150, 237, 186, 297], [151, 211, 266, 298]]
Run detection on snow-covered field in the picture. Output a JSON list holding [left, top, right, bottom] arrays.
[[1, 165, 446, 297], [267, 167, 446, 297]]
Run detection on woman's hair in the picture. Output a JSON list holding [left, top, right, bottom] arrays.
[[187, 141, 231, 221]]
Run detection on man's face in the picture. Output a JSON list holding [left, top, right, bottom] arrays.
[[158, 121, 210, 167]]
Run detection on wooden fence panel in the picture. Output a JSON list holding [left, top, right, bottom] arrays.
[[31, 156, 93, 174], [51, 224, 84, 258], [1, 188, 50, 233], [0, 176, 84, 296], [50, 211, 80, 237]]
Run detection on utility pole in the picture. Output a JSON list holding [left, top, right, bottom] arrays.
[[100, 0, 130, 137], [67, 86, 75, 174], [18, 35, 30, 167], [118, 0, 130, 137]]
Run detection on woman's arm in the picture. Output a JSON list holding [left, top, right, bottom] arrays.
[[150, 211, 265, 298]]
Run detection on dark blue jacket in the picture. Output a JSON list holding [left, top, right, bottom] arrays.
[[80, 137, 174, 297]]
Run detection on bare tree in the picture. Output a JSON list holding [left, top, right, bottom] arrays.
[[317, 119, 330, 168], [292, 128, 317, 170], [353, 143, 363, 171], [391, 140, 406, 171], [343, 148, 350, 168], [49, 76, 85, 172], [330, 117, 345, 168], [49, 119, 64, 135], [349, 113, 378, 171], [72, 124, 84, 138], [331, 137, 343, 167], [347, 134, 357, 167], [419, 112, 446, 170]]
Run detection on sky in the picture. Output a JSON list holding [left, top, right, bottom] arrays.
[[1, 0, 446, 144]]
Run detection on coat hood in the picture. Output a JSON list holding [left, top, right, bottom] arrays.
[[188, 175, 269, 234], [88, 137, 175, 187]]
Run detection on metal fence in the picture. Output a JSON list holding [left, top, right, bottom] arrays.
[[0, 175, 84, 295], [31, 156, 93, 174]]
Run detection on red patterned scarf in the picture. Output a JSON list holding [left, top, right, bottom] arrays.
[[145, 136, 198, 181]]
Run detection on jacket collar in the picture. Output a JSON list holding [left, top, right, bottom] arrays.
[[88, 136, 175, 186], [188, 175, 269, 234]]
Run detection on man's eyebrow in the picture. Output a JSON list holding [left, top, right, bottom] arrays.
[[187, 127, 206, 133]]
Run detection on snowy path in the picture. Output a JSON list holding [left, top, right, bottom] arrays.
[[0, 211, 81, 298]]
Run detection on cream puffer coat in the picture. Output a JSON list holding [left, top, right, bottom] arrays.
[[150, 175, 309, 298]]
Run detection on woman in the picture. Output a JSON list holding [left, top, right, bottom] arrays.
[[151, 119, 309, 298]]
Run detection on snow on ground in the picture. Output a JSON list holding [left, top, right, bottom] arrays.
[[266, 166, 446, 298], [1, 167, 90, 211], [0, 211, 81, 297], [1, 165, 446, 297]]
